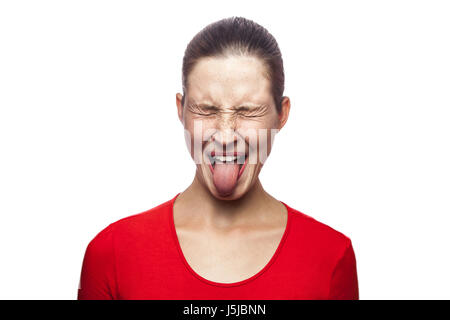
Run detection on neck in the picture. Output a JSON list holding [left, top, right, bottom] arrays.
[[175, 171, 278, 229]]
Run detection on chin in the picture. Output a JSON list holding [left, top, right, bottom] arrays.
[[210, 186, 247, 201]]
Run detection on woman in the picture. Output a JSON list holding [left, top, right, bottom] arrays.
[[78, 16, 359, 300]]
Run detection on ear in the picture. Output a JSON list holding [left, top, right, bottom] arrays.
[[176, 93, 184, 125], [277, 96, 291, 130]]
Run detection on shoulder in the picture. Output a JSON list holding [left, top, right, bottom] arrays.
[[283, 202, 352, 257], [86, 195, 175, 249]]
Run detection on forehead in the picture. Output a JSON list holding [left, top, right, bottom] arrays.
[[186, 55, 273, 107]]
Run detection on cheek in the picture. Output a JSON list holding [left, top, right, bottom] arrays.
[[182, 117, 197, 158], [237, 117, 278, 164], [256, 129, 275, 164], [183, 118, 216, 159]]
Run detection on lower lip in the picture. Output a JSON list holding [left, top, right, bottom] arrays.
[[208, 156, 248, 179]]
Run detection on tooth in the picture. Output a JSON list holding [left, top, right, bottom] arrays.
[[212, 155, 239, 163]]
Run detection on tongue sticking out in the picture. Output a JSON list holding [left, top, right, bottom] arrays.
[[213, 162, 240, 196]]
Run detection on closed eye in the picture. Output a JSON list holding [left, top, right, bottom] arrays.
[[235, 105, 269, 118], [187, 103, 270, 118], [187, 103, 219, 116]]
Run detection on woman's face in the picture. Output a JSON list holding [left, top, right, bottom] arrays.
[[176, 55, 289, 200]]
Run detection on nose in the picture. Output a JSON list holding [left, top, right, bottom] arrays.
[[210, 110, 237, 149], [217, 109, 237, 132], [212, 127, 238, 153]]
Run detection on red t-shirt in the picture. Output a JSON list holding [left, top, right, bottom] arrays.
[[78, 193, 359, 300]]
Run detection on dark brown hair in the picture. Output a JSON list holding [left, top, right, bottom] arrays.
[[181, 16, 285, 113]]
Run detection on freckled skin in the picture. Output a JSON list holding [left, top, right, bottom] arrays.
[[176, 55, 289, 200]]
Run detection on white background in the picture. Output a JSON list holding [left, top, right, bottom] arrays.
[[0, 0, 449, 299]]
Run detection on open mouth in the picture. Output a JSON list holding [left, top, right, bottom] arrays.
[[207, 152, 248, 179]]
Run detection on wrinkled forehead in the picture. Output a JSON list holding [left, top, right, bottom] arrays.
[[186, 56, 273, 107]]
